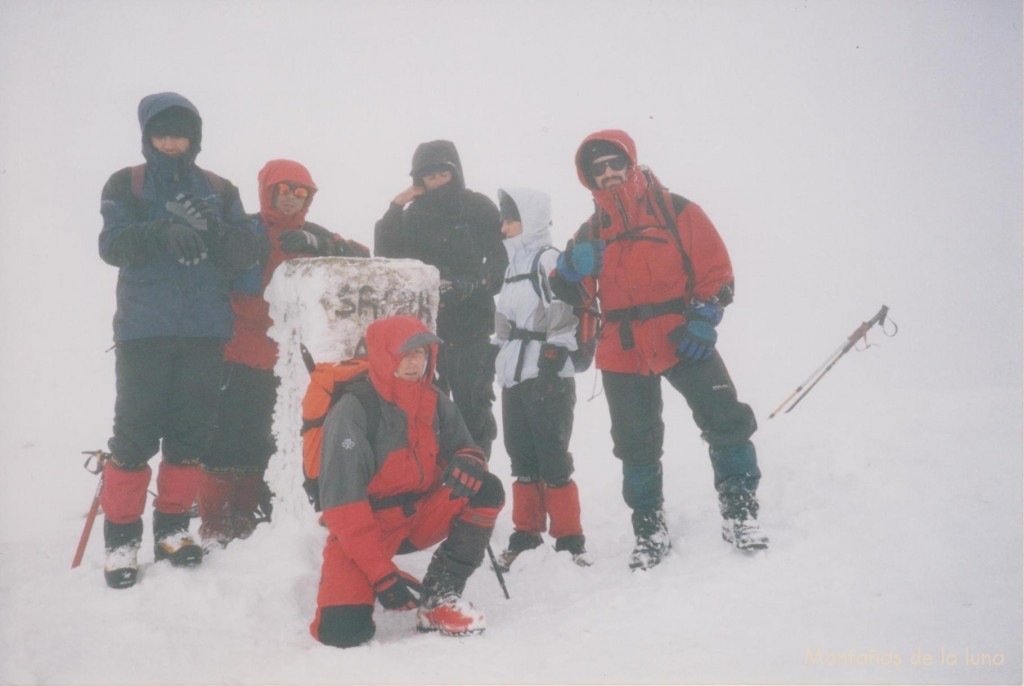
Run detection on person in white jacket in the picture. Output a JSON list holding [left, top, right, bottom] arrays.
[[492, 187, 591, 570]]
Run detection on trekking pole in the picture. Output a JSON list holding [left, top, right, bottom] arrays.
[[71, 451, 110, 569], [486, 544, 511, 599], [769, 305, 896, 418]]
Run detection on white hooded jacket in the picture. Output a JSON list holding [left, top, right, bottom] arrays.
[[493, 187, 578, 388]]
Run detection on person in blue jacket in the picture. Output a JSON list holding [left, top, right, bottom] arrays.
[[96, 92, 259, 589]]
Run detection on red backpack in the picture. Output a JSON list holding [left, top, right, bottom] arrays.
[[299, 355, 380, 511]]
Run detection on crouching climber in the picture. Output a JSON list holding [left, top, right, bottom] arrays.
[[310, 316, 505, 647]]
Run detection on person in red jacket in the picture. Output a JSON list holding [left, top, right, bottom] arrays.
[[310, 316, 505, 648], [550, 130, 768, 571], [198, 159, 368, 548]]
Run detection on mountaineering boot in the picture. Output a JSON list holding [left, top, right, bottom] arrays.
[[722, 518, 769, 551], [198, 470, 235, 550], [709, 443, 766, 551], [103, 518, 143, 589], [231, 473, 266, 540], [555, 534, 593, 567], [417, 593, 487, 636], [153, 510, 203, 567], [495, 530, 543, 573], [719, 486, 768, 551], [628, 509, 671, 571], [417, 518, 489, 636]]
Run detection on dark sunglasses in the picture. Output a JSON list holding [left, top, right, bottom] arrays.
[[276, 182, 311, 199], [587, 156, 629, 178]]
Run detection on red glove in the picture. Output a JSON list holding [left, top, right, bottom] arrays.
[[442, 448, 487, 500]]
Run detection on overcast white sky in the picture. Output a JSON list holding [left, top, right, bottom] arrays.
[[0, 0, 1020, 447]]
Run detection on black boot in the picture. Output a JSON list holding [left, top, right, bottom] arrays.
[[555, 534, 593, 567], [718, 484, 768, 551], [104, 518, 142, 589], [417, 519, 490, 636], [628, 509, 670, 571], [495, 530, 543, 573], [153, 510, 203, 567]]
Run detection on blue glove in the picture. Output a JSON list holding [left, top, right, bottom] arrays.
[[556, 240, 605, 282], [670, 301, 724, 361]]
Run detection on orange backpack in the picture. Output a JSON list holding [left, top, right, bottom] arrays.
[[300, 356, 380, 511]]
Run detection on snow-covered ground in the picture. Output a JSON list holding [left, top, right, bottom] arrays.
[[1, 2, 1020, 685]]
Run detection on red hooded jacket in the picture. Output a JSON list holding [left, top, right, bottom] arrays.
[[569, 130, 734, 376], [318, 316, 479, 584], [224, 160, 319, 368]]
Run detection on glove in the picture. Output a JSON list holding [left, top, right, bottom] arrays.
[[165, 193, 219, 232], [442, 448, 487, 500], [338, 239, 371, 258], [556, 240, 605, 283], [279, 229, 324, 255], [670, 301, 724, 361], [373, 569, 423, 610], [157, 220, 207, 266], [439, 276, 479, 301], [537, 343, 569, 377]]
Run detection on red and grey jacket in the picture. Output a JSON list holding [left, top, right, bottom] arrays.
[[553, 129, 735, 376], [318, 316, 480, 583]]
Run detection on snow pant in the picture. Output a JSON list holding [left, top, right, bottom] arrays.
[[203, 363, 278, 475], [435, 338, 498, 457], [601, 351, 760, 515], [502, 376, 583, 539], [102, 337, 224, 541], [311, 473, 504, 648], [198, 364, 277, 542]]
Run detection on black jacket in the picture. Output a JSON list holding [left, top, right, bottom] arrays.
[[374, 141, 506, 342]]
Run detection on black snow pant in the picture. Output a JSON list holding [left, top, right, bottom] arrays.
[[502, 376, 576, 486], [602, 351, 760, 513], [108, 337, 225, 468], [435, 338, 498, 457], [203, 363, 278, 475]]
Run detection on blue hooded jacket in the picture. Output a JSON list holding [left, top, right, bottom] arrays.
[[99, 93, 257, 342]]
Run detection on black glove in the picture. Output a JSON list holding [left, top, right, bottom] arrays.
[[279, 229, 325, 255], [373, 569, 423, 610], [537, 343, 569, 377], [338, 238, 371, 257], [156, 220, 207, 266], [439, 276, 479, 301], [442, 448, 487, 500], [165, 192, 219, 232]]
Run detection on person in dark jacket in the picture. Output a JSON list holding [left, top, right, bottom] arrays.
[[97, 92, 259, 588], [310, 316, 505, 647], [550, 130, 768, 571], [374, 140, 507, 457], [199, 159, 369, 549]]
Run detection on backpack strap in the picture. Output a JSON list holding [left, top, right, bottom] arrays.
[[130, 164, 146, 198], [503, 246, 557, 303], [344, 379, 382, 443], [642, 168, 697, 303], [130, 163, 228, 198]]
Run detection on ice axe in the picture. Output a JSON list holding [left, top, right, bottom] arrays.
[[71, 450, 110, 568], [769, 305, 897, 418]]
